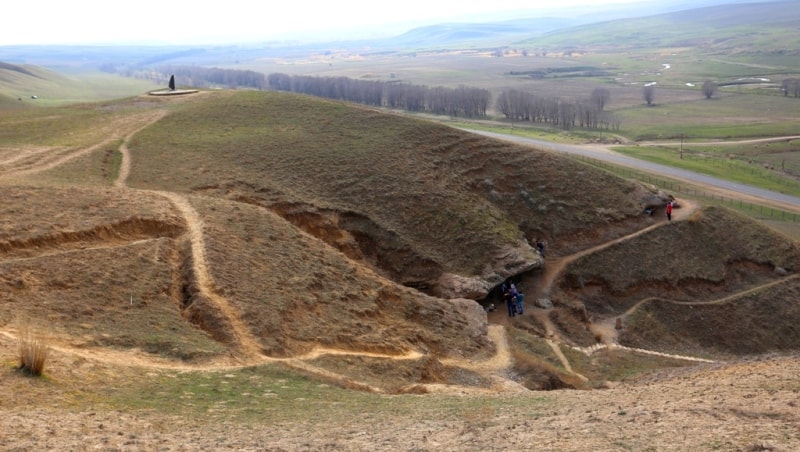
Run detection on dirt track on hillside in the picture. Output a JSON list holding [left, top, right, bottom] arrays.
[[1, 109, 786, 385], [2, 102, 800, 450]]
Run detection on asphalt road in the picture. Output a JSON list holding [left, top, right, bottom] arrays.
[[473, 130, 800, 213]]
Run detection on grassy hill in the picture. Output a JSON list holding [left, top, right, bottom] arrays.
[[3, 89, 798, 383], [0, 60, 162, 106], [126, 90, 647, 290], [556, 206, 800, 354], [1, 90, 799, 449], [525, 1, 800, 54]]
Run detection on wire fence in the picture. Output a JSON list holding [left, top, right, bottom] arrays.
[[572, 155, 800, 223]]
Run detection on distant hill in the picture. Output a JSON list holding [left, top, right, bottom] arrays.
[[384, 18, 580, 48], [0, 1, 783, 68], [0, 61, 57, 101], [522, 0, 800, 53], [0, 60, 162, 106]]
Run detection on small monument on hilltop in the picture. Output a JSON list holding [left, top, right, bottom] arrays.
[[148, 74, 198, 96]]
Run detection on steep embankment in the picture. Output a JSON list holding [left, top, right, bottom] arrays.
[[126, 90, 651, 299], [552, 206, 800, 356]]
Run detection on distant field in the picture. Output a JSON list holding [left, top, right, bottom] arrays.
[[242, 45, 798, 141]]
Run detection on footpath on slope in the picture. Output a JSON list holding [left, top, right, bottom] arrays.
[[0, 110, 520, 394], [7, 110, 792, 394], [492, 199, 735, 378]]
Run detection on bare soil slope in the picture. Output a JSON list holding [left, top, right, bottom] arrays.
[[1, 91, 799, 450]]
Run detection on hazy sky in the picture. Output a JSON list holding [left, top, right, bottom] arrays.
[[2, 0, 648, 45]]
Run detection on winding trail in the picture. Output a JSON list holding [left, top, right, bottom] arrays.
[[499, 198, 770, 375], [547, 339, 588, 382], [590, 273, 800, 346], [158, 192, 268, 362], [0, 111, 165, 180], [3, 104, 797, 394], [113, 115, 266, 363]]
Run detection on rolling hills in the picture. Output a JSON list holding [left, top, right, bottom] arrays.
[[1, 89, 799, 449]]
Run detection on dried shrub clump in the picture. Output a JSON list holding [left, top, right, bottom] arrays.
[[18, 320, 49, 376]]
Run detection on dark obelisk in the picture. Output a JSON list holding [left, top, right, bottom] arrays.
[[168, 75, 175, 90]]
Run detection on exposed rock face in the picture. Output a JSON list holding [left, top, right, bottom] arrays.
[[435, 241, 542, 299], [535, 298, 554, 309], [450, 298, 489, 344], [635, 182, 674, 210]]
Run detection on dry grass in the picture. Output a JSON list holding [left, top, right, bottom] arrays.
[[127, 90, 648, 280], [1, 92, 798, 385], [16, 319, 48, 376]]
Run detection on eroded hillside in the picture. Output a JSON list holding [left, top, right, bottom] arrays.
[[1, 90, 798, 397], [125, 90, 653, 299]]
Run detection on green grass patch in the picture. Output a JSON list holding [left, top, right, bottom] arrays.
[[562, 346, 692, 385], [614, 94, 800, 141], [99, 364, 550, 424], [613, 145, 800, 197]]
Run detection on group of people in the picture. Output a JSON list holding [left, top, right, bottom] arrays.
[[501, 281, 524, 317]]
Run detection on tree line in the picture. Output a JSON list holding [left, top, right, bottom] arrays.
[[157, 65, 266, 90], [267, 73, 491, 118], [496, 87, 620, 131]]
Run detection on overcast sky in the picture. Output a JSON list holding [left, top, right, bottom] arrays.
[[1, 0, 651, 46]]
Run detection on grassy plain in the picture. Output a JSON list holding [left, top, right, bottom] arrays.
[[614, 144, 800, 196]]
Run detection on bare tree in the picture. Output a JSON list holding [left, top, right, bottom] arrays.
[[782, 79, 800, 97], [590, 87, 611, 111], [702, 80, 717, 99], [643, 84, 656, 106]]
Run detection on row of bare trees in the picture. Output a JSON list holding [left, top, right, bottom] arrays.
[[158, 65, 266, 90], [496, 88, 620, 131], [267, 73, 491, 118]]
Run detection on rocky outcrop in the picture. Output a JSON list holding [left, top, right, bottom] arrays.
[[450, 298, 489, 344], [635, 182, 674, 211], [435, 240, 543, 299]]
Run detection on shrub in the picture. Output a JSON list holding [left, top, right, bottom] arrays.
[[18, 320, 49, 376]]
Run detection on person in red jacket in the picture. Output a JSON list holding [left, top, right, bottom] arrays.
[[666, 201, 673, 221]]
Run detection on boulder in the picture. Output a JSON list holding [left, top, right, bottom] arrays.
[[535, 298, 553, 309], [450, 298, 488, 342]]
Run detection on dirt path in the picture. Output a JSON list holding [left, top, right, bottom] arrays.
[[640, 135, 800, 147], [535, 200, 697, 300], [0, 111, 165, 180], [546, 339, 589, 382], [590, 273, 800, 346], [509, 199, 728, 368], [111, 110, 267, 364], [154, 192, 269, 362], [2, 106, 794, 397], [114, 141, 132, 188]]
